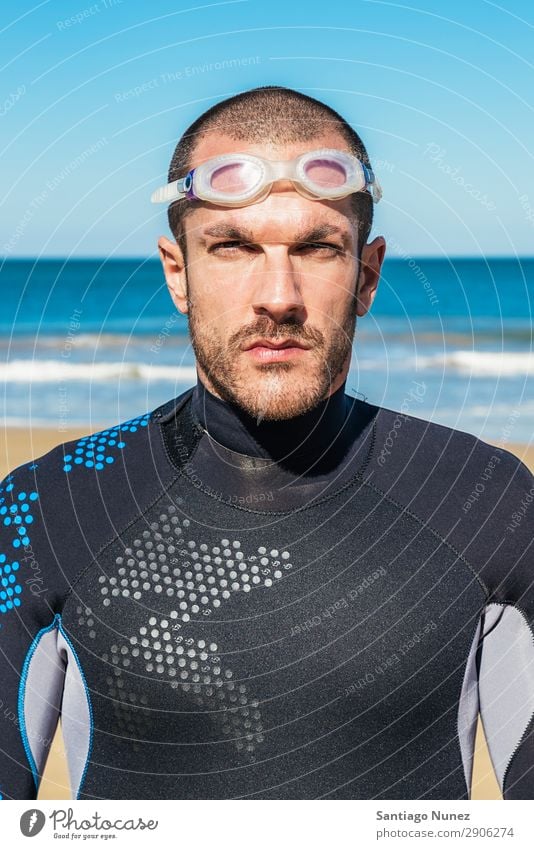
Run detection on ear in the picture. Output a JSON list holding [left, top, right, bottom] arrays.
[[356, 236, 386, 317], [158, 235, 188, 314]]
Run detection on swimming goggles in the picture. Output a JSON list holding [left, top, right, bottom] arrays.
[[150, 148, 382, 207]]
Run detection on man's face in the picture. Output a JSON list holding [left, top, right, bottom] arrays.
[[159, 131, 385, 421]]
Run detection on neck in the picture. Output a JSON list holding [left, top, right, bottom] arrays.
[[190, 376, 355, 472]]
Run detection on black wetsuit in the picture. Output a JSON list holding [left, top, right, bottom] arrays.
[[1, 379, 534, 800]]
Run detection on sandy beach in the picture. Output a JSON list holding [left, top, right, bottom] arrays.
[[2, 425, 533, 801]]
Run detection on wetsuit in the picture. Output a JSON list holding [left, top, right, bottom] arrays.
[[1, 379, 534, 800]]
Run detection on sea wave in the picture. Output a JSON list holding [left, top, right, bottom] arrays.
[[1, 350, 532, 383], [0, 359, 197, 382], [415, 350, 533, 376]]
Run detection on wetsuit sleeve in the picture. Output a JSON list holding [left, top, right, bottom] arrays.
[[0, 464, 66, 800], [475, 455, 534, 799]]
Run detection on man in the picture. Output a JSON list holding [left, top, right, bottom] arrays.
[[1, 86, 533, 801]]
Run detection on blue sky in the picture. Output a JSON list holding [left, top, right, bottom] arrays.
[[1, 0, 533, 258]]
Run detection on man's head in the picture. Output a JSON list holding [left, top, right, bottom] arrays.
[[158, 85, 386, 421]]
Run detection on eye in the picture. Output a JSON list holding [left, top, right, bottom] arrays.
[[214, 240, 239, 249], [210, 240, 252, 253], [301, 242, 343, 256]]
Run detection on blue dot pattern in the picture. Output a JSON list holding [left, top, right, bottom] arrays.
[[0, 474, 39, 617], [0, 553, 22, 615], [62, 413, 151, 473]]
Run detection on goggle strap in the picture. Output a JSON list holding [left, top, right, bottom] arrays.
[[150, 178, 187, 203]]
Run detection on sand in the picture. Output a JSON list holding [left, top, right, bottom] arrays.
[[2, 425, 533, 801]]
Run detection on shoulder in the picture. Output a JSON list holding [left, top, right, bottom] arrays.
[[2, 407, 160, 506], [0, 396, 188, 601], [365, 401, 533, 594], [369, 401, 529, 493]]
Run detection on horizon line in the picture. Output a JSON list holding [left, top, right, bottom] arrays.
[[3, 254, 534, 262]]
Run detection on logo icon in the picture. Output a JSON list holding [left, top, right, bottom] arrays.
[[20, 809, 46, 837]]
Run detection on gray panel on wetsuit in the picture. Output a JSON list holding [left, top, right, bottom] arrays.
[[56, 627, 93, 798], [19, 627, 65, 781], [20, 622, 93, 798], [478, 602, 534, 790], [457, 616, 482, 795]]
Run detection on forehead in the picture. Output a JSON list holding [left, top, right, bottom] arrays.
[[187, 191, 357, 247], [189, 129, 352, 167]]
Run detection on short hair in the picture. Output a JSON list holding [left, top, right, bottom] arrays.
[[166, 85, 374, 261]]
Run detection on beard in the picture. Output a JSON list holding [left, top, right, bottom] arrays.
[[187, 283, 358, 422]]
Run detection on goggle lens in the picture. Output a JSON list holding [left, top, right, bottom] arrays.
[[302, 157, 348, 189], [209, 161, 262, 195]]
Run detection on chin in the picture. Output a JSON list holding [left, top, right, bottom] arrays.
[[236, 366, 330, 421]]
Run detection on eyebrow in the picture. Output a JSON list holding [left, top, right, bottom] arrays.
[[200, 222, 352, 248], [202, 224, 254, 241], [300, 224, 352, 249]]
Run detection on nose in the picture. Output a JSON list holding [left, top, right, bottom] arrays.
[[250, 247, 306, 324]]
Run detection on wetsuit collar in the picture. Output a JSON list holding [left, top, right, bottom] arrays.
[[190, 375, 354, 466]]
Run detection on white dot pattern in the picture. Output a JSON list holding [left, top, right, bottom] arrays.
[[103, 660, 151, 753], [98, 506, 293, 619], [76, 604, 151, 751], [93, 507, 293, 756]]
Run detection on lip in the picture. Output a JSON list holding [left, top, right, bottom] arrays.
[[243, 338, 310, 351], [243, 338, 311, 363]]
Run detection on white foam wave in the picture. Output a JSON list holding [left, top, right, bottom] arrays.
[[0, 359, 197, 383], [415, 350, 534, 376], [1, 350, 532, 383]]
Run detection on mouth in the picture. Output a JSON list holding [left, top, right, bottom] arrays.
[[242, 338, 311, 362]]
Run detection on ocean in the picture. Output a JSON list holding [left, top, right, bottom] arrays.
[[1, 257, 533, 443]]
